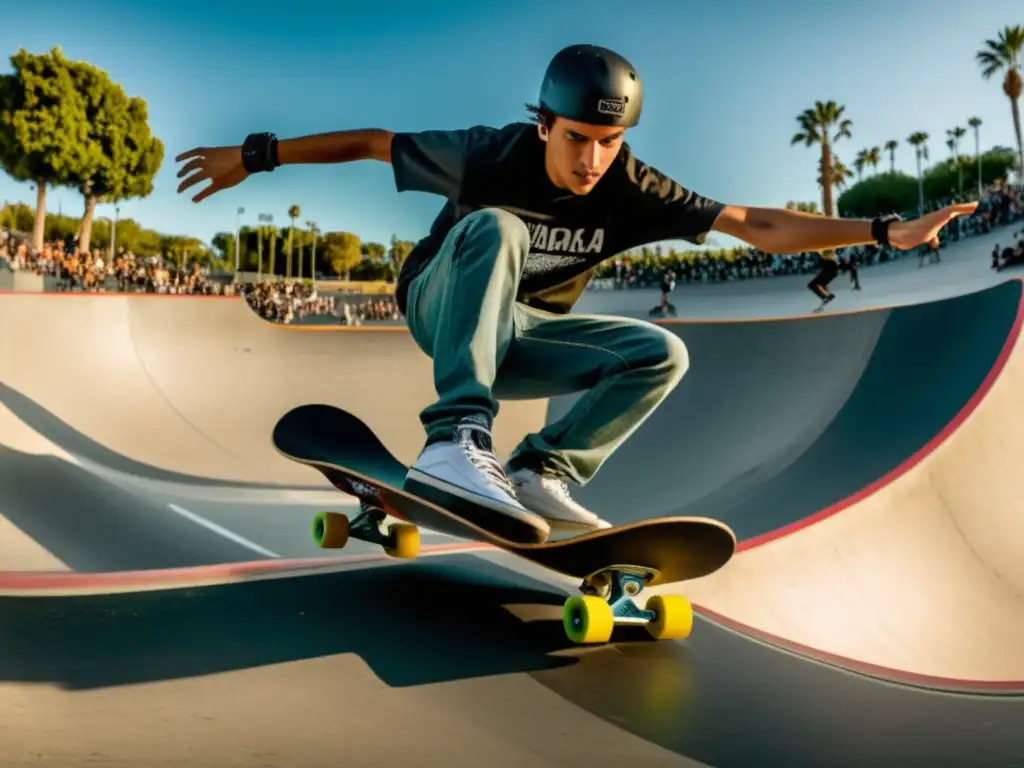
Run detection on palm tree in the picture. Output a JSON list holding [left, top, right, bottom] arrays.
[[854, 149, 868, 181], [976, 25, 1024, 182], [286, 203, 300, 279], [865, 146, 882, 175], [819, 156, 853, 191], [907, 131, 929, 214], [851, 149, 868, 181], [884, 139, 899, 173], [257, 213, 273, 278], [817, 157, 852, 220], [968, 116, 983, 198], [831, 158, 854, 191], [791, 101, 853, 216], [947, 126, 967, 195]]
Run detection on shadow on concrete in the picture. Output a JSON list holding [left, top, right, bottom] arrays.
[[529, 616, 1024, 768], [0, 443, 267, 572], [0, 558, 579, 690], [1, 552, 1021, 768], [0, 381, 321, 490]]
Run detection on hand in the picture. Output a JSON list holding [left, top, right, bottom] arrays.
[[889, 202, 978, 250], [174, 145, 249, 203]]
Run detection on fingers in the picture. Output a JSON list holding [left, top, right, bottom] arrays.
[[174, 149, 212, 195], [952, 201, 979, 215], [176, 169, 208, 194], [174, 147, 206, 162], [191, 183, 221, 204], [177, 158, 205, 178]]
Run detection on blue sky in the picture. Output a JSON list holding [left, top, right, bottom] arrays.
[[1, 0, 1021, 252]]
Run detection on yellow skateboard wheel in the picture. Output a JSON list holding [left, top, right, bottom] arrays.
[[563, 595, 615, 644], [645, 594, 694, 640], [312, 511, 349, 549], [384, 523, 420, 559]]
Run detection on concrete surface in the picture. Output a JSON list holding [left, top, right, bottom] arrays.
[[0, 559, 1022, 768]]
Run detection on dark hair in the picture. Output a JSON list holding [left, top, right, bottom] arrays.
[[524, 103, 555, 129]]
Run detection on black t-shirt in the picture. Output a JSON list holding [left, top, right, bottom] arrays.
[[390, 121, 724, 314]]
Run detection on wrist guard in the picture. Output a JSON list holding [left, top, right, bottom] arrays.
[[241, 132, 279, 173], [871, 213, 901, 246]]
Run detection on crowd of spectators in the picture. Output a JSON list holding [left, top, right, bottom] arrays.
[[0, 231, 227, 295], [0, 228, 403, 325], [590, 185, 1023, 290], [236, 282, 400, 324], [240, 281, 332, 323]]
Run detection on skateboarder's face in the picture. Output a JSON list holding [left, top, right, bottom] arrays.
[[539, 118, 625, 195]]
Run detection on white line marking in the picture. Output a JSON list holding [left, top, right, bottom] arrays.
[[167, 503, 280, 559]]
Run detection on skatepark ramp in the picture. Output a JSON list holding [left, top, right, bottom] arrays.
[[0, 293, 548, 486], [0, 282, 1022, 683]]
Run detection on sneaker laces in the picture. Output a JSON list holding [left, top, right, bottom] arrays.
[[540, 474, 574, 501], [454, 418, 517, 498]]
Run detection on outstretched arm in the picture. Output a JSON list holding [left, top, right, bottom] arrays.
[[275, 129, 394, 165], [711, 202, 978, 254], [175, 129, 394, 203]]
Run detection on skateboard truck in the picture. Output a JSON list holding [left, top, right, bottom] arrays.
[[311, 500, 421, 559], [347, 502, 390, 547], [563, 565, 694, 645], [580, 567, 653, 623]]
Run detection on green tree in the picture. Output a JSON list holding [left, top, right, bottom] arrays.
[[1, 199, 192, 258], [322, 231, 361, 278], [67, 58, 163, 253], [923, 147, 1016, 201], [976, 25, 1024, 179], [946, 125, 967, 195], [884, 139, 898, 173], [0, 46, 91, 253], [967, 116, 983, 198], [212, 231, 235, 263], [286, 204, 300, 278], [361, 241, 386, 261], [836, 148, 1017, 218], [388, 234, 414, 277], [865, 146, 881, 175], [853, 149, 867, 181], [907, 131, 929, 213], [791, 101, 853, 217], [819, 155, 853, 193], [837, 172, 920, 217], [160, 235, 206, 267]]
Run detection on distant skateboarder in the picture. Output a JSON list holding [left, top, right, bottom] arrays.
[[808, 252, 839, 313], [838, 250, 861, 291], [649, 268, 677, 317], [174, 44, 976, 538]]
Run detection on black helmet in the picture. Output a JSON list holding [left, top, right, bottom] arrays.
[[538, 44, 643, 127]]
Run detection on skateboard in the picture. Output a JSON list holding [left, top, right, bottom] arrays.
[[272, 404, 736, 645], [648, 303, 677, 317]]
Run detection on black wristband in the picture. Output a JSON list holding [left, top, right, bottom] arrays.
[[241, 132, 279, 173], [871, 213, 901, 246]]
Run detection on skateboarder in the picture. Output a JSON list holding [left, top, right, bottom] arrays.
[[649, 268, 677, 317], [174, 44, 976, 538], [807, 251, 839, 312]]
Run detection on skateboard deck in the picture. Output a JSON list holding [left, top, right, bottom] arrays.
[[272, 404, 736, 644]]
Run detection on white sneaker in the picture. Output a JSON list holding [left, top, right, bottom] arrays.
[[405, 416, 550, 542], [506, 467, 612, 533]]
